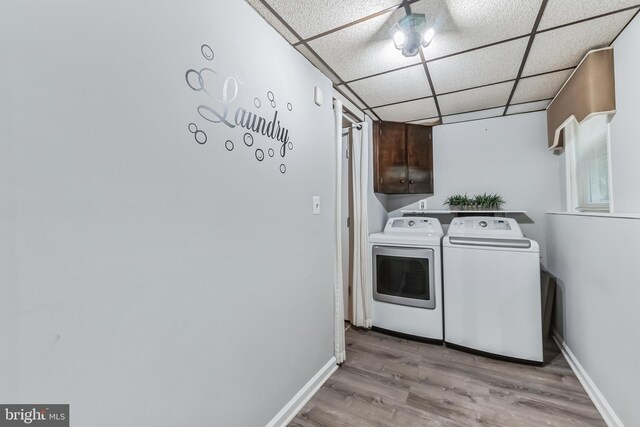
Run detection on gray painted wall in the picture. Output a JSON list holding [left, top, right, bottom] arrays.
[[0, 6, 19, 397], [0, 1, 334, 425], [390, 112, 562, 265], [547, 14, 640, 426], [547, 215, 640, 426], [610, 14, 640, 214]]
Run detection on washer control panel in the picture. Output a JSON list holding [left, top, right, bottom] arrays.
[[448, 217, 523, 237]]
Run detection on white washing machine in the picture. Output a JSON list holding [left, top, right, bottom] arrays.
[[443, 217, 542, 363], [369, 217, 443, 341]]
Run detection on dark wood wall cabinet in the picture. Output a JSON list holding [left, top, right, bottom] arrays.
[[373, 121, 433, 194]]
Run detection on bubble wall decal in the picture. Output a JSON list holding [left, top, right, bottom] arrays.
[[185, 42, 297, 174]]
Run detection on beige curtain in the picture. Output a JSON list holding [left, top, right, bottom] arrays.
[[350, 122, 372, 328]]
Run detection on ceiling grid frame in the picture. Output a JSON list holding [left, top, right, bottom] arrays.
[[255, 0, 382, 120], [332, 3, 640, 88], [538, 3, 640, 35], [610, 6, 640, 44], [405, 0, 442, 122], [291, 1, 420, 47], [502, 0, 549, 116], [248, 0, 640, 125], [369, 69, 578, 120], [303, 3, 640, 86], [364, 64, 578, 110]]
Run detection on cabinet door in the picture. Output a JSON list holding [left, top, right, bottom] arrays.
[[406, 124, 433, 194], [374, 121, 407, 194]]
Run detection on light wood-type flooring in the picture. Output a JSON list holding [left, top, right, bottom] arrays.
[[290, 327, 605, 427]]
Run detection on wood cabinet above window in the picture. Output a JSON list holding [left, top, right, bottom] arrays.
[[373, 121, 433, 194]]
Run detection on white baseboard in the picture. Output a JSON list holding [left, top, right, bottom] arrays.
[[266, 357, 338, 427], [552, 330, 624, 427]]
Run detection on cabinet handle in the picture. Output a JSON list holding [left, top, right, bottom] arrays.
[[400, 179, 405, 184], [409, 180, 414, 184]]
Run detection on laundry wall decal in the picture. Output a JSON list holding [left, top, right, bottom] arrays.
[[184, 43, 294, 174]]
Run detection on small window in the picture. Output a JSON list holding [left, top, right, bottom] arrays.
[[565, 114, 612, 212]]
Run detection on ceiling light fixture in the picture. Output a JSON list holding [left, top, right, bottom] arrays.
[[390, 14, 434, 57]]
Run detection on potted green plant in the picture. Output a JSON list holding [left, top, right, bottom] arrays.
[[445, 193, 505, 210], [473, 193, 489, 210], [488, 193, 505, 210], [472, 193, 505, 210], [444, 193, 472, 210]]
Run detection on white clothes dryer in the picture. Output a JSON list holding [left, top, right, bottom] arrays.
[[369, 217, 444, 341]]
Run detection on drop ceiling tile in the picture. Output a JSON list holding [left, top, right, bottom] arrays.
[[438, 81, 512, 116], [408, 117, 440, 126], [507, 99, 551, 115], [442, 107, 504, 124], [265, 0, 402, 39], [411, 0, 542, 60], [428, 38, 527, 94], [539, 0, 640, 30], [373, 98, 438, 122], [245, 0, 299, 43], [334, 84, 367, 110], [308, 10, 422, 82], [295, 45, 341, 83], [511, 69, 572, 104], [348, 65, 432, 107], [524, 9, 638, 76]]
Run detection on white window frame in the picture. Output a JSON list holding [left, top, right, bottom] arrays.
[[564, 114, 614, 213]]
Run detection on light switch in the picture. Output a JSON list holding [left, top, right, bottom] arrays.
[[312, 196, 321, 214]]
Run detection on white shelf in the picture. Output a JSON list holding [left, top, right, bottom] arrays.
[[400, 210, 527, 214]]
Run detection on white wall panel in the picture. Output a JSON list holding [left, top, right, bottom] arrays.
[[1, 1, 335, 426]]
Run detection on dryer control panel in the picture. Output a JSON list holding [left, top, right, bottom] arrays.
[[383, 217, 444, 235], [448, 217, 523, 238]]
